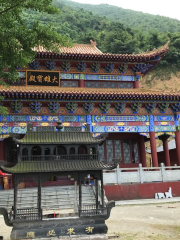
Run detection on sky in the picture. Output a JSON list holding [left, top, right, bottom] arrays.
[[72, 0, 180, 21]]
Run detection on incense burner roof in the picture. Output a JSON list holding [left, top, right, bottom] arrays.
[[1, 160, 117, 173], [14, 131, 105, 145]]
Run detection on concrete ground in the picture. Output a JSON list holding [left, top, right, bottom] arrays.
[[1, 197, 180, 240]]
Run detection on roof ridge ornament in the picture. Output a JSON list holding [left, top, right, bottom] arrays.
[[90, 39, 97, 47]]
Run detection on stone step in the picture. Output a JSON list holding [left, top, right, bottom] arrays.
[[0, 185, 97, 211]]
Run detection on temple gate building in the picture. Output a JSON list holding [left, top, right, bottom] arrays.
[[0, 122, 116, 239], [0, 40, 180, 171]]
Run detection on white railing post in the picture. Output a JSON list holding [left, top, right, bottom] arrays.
[[160, 163, 166, 182], [138, 164, 144, 183], [116, 165, 121, 184], [74, 181, 78, 213]]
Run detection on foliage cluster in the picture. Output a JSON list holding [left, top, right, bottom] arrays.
[[0, 0, 70, 82], [0, 0, 71, 114]]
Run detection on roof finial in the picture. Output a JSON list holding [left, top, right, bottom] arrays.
[[90, 39, 97, 47]]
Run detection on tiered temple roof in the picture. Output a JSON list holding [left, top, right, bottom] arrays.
[[34, 40, 170, 61]]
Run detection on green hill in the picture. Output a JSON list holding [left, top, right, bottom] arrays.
[[55, 0, 180, 33], [22, 0, 180, 73]]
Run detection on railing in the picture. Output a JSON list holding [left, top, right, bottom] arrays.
[[10, 208, 42, 222], [103, 163, 180, 184], [22, 154, 99, 162], [79, 204, 107, 217]]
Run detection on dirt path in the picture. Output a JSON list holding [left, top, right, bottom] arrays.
[[1, 202, 180, 240], [107, 203, 180, 240]]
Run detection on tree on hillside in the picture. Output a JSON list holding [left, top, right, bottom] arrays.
[[0, 0, 70, 114]]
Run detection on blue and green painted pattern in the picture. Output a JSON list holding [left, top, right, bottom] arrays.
[[0, 115, 175, 123], [61, 73, 135, 81], [0, 114, 177, 134]]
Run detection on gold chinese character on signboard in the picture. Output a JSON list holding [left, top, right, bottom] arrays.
[[28, 75, 36, 82], [44, 75, 51, 83], [26, 232, 35, 238], [67, 228, 75, 235], [85, 227, 94, 234], [47, 229, 56, 237], [52, 76, 58, 83], [36, 75, 43, 83]]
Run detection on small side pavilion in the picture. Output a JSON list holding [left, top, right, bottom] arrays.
[[0, 124, 116, 240]]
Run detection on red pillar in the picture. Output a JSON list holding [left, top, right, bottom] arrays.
[[139, 135, 147, 167], [149, 132, 158, 167], [162, 136, 171, 166], [134, 81, 140, 89], [79, 80, 85, 88], [175, 131, 180, 166], [0, 140, 4, 161]]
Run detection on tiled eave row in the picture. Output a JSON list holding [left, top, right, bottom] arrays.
[[36, 51, 167, 62], [35, 41, 169, 62], [0, 87, 180, 101]]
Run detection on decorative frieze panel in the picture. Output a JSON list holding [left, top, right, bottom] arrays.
[[118, 64, 128, 73], [48, 102, 60, 113], [61, 61, 71, 72], [118, 82, 133, 88], [29, 101, 42, 113], [131, 63, 152, 73], [0, 114, 175, 124], [145, 103, 156, 114], [0, 115, 86, 122], [0, 124, 175, 135], [61, 81, 78, 87], [102, 82, 117, 88], [131, 102, 142, 114], [170, 103, 180, 113], [0, 126, 27, 134], [91, 62, 100, 73], [93, 126, 149, 133], [92, 115, 149, 122], [45, 60, 56, 70], [10, 101, 23, 113], [155, 125, 175, 132], [114, 103, 126, 114], [99, 102, 111, 114], [66, 102, 78, 113], [85, 81, 101, 88], [83, 102, 94, 113], [76, 62, 86, 72], [154, 115, 174, 122], [158, 103, 169, 113], [29, 60, 40, 70], [105, 63, 114, 73], [61, 73, 134, 81]]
